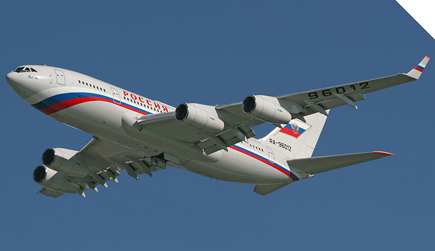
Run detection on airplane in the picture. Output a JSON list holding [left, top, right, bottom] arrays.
[[5, 56, 430, 198]]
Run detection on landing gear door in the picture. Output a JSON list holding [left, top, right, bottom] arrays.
[[111, 88, 121, 104], [266, 147, 275, 163], [54, 69, 66, 85]]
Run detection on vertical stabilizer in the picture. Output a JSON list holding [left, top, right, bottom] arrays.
[[261, 111, 329, 160]]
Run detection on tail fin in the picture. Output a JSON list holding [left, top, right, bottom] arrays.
[[261, 111, 329, 160]]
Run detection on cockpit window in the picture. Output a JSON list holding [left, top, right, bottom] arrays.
[[13, 67, 37, 73], [14, 67, 25, 73]]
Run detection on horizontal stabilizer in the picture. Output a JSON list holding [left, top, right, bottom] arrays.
[[254, 183, 290, 196], [287, 151, 393, 175]]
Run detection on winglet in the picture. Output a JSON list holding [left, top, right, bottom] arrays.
[[407, 56, 430, 79]]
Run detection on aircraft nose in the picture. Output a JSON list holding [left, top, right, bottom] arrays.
[[6, 72, 13, 82], [6, 71, 30, 98], [6, 71, 21, 86]]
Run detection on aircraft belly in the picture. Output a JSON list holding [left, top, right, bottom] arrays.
[[57, 102, 118, 134]]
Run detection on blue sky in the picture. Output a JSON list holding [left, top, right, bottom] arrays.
[[1, 1, 434, 250]]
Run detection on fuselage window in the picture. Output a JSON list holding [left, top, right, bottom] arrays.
[[86, 83, 88, 86]]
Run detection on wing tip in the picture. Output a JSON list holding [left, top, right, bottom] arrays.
[[425, 56, 431, 59], [373, 151, 394, 156]]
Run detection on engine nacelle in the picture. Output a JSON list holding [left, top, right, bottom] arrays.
[[42, 148, 89, 177], [33, 165, 82, 194], [175, 103, 225, 133], [242, 95, 292, 124]]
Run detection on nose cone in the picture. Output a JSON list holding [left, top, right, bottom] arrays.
[[6, 71, 30, 98], [6, 71, 21, 90], [6, 72, 17, 85]]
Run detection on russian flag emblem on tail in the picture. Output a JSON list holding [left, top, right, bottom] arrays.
[[279, 120, 311, 138]]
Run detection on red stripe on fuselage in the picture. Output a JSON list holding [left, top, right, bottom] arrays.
[[40, 97, 150, 116], [229, 145, 292, 178]]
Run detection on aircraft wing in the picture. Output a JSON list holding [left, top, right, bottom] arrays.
[[38, 137, 165, 198], [218, 56, 430, 118], [135, 57, 429, 155]]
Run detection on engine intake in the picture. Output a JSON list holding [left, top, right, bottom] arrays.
[[242, 95, 292, 124], [42, 148, 89, 177], [33, 165, 82, 194], [175, 103, 225, 133]]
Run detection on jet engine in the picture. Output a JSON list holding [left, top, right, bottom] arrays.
[[242, 95, 292, 124], [175, 103, 225, 133], [33, 165, 82, 194], [42, 148, 89, 177]]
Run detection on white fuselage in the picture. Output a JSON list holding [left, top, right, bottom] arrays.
[[6, 65, 302, 186]]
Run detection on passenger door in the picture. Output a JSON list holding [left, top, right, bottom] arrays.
[[54, 69, 66, 85], [266, 147, 275, 163], [111, 88, 121, 104]]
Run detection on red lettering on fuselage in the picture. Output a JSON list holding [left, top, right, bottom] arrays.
[[122, 90, 168, 112]]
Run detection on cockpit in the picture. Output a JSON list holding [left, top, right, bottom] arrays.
[[14, 66, 38, 73]]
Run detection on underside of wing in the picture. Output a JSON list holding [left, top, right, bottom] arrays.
[[36, 136, 167, 198], [277, 56, 429, 117], [217, 57, 429, 121]]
